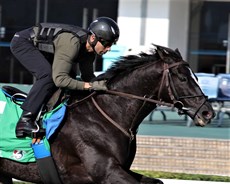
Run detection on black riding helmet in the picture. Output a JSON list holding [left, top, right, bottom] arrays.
[[88, 17, 120, 49]]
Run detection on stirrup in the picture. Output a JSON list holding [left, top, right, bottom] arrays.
[[16, 121, 40, 138], [32, 121, 40, 133], [32, 104, 46, 139], [32, 128, 46, 139]]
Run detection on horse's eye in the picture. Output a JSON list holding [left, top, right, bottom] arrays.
[[179, 76, 187, 82]]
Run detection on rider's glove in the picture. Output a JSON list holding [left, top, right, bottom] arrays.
[[89, 80, 108, 91]]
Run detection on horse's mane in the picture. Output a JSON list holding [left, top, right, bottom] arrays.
[[95, 44, 183, 81]]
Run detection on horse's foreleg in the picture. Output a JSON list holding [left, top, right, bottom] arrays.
[[0, 175, 13, 184], [128, 170, 164, 184], [99, 165, 140, 184]]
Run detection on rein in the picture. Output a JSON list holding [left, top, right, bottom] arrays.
[[68, 60, 206, 140], [105, 90, 174, 107], [103, 61, 191, 109], [89, 61, 193, 140], [91, 97, 134, 140]]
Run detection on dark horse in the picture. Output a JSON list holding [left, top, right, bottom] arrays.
[[0, 45, 215, 184]]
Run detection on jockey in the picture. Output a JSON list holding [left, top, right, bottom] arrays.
[[10, 17, 120, 138]]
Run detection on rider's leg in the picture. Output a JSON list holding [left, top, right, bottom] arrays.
[[15, 74, 56, 137], [10, 28, 56, 138], [15, 110, 38, 137]]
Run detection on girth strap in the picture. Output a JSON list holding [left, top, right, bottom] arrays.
[[36, 156, 62, 184]]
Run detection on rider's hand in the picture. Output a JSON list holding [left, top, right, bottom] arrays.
[[89, 80, 108, 91]]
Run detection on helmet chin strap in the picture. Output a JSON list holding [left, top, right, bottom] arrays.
[[87, 35, 98, 53]]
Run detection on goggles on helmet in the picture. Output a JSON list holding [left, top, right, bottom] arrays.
[[98, 38, 114, 48], [90, 30, 116, 48]]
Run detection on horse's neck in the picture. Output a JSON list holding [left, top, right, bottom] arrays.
[[103, 67, 160, 131], [111, 63, 161, 96]]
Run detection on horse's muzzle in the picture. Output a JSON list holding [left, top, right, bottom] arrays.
[[192, 101, 215, 126]]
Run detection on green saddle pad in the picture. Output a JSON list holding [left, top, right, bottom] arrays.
[[0, 89, 35, 162], [0, 89, 65, 163]]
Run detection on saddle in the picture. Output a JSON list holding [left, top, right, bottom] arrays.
[[1, 85, 27, 102]]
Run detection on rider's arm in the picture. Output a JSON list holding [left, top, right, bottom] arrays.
[[79, 54, 96, 82], [52, 33, 86, 90]]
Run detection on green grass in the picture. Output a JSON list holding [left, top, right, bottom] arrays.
[[13, 171, 230, 183], [135, 170, 230, 182]]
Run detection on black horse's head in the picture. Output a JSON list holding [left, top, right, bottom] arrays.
[[153, 45, 215, 126], [95, 44, 215, 126]]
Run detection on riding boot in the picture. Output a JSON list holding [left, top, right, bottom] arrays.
[[15, 111, 38, 138]]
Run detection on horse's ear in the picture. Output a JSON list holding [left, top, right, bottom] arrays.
[[155, 47, 164, 60], [175, 48, 182, 59]]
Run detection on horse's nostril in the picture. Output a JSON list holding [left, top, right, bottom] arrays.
[[202, 111, 212, 119]]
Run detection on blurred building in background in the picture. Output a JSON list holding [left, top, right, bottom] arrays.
[[0, 0, 229, 84], [118, 0, 230, 75], [0, 0, 119, 84]]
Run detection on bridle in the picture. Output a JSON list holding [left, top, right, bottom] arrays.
[[69, 60, 207, 140], [157, 61, 207, 116], [103, 61, 206, 114]]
